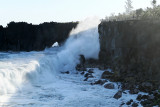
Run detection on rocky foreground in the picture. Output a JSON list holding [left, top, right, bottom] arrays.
[[97, 20, 160, 106], [75, 56, 160, 107]]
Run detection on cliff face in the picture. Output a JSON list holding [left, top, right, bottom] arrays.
[[0, 22, 77, 51], [98, 20, 160, 89]]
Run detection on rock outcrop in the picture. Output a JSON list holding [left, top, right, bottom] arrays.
[[0, 21, 77, 51], [98, 20, 160, 91]]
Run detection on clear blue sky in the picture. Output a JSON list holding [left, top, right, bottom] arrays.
[[0, 0, 159, 26]]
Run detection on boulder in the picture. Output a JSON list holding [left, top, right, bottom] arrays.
[[93, 79, 107, 85], [141, 95, 149, 99], [132, 102, 138, 107], [113, 90, 122, 99], [136, 94, 142, 101], [76, 64, 87, 71], [101, 71, 113, 79], [126, 99, 133, 105], [104, 83, 115, 89], [80, 71, 85, 75], [129, 88, 139, 94], [88, 69, 94, 73]]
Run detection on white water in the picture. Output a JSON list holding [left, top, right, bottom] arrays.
[[0, 18, 142, 107]]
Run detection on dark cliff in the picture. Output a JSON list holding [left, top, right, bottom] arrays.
[[0, 22, 77, 51], [98, 20, 160, 91]]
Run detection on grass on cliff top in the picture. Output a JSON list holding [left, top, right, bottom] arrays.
[[103, 5, 160, 22]]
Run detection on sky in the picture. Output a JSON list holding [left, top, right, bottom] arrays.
[[0, 0, 159, 26]]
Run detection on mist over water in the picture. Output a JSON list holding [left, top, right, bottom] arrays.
[[57, 17, 100, 72], [0, 17, 100, 99]]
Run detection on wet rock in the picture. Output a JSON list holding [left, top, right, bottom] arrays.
[[83, 77, 88, 81], [93, 79, 107, 85], [123, 91, 127, 94], [141, 100, 152, 106], [136, 94, 142, 101], [84, 73, 89, 77], [126, 99, 133, 105], [81, 71, 85, 75], [129, 88, 139, 94], [76, 64, 87, 71], [126, 101, 131, 105], [104, 83, 115, 89], [87, 69, 94, 73], [141, 95, 149, 99], [79, 55, 85, 65], [84, 72, 94, 80], [101, 70, 113, 79], [76, 55, 87, 71], [122, 83, 133, 90], [120, 102, 125, 107], [132, 102, 138, 107], [113, 90, 122, 99], [61, 71, 69, 74]]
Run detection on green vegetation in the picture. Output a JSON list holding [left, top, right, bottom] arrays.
[[104, 0, 160, 21]]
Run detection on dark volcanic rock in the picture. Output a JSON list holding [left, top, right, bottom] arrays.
[[84, 73, 94, 79], [79, 55, 85, 65], [76, 64, 87, 71], [76, 55, 87, 71], [80, 71, 85, 75], [101, 70, 113, 79], [104, 83, 115, 89], [141, 95, 149, 100], [129, 88, 139, 94], [113, 90, 122, 99], [141, 100, 152, 106], [0, 21, 77, 51], [87, 69, 94, 73], [61, 71, 70, 74], [132, 102, 138, 107], [136, 94, 142, 101], [93, 79, 107, 85], [120, 102, 125, 107], [126, 99, 133, 105], [98, 20, 160, 91], [84, 73, 90, 77], [84, 77, 88, 81]]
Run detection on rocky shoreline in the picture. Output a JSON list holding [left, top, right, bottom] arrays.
[[96, 20, 160, 106], [75, 55, 160, 107]]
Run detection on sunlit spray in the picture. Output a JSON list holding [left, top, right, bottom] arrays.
[[0, 17, 100, 96], [56, 17, 100, 72]]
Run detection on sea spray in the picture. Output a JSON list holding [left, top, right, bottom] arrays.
[[0, 17, 100, 95], [57, 17, 100, 72]]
